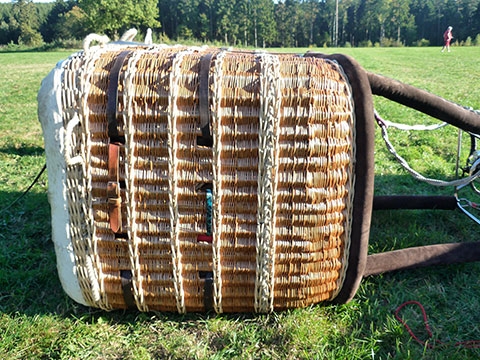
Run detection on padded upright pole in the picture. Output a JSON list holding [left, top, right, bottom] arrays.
[[373, 195, 458, 210], [368, 72, 480, 135], [364, 242, 480, 276]]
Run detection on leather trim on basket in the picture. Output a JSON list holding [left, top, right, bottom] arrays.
[[197, 53, 214, 147], [107, 143, 123, 233], [107, 50, 131, 143], [120, 270, 136, 309], [106, 50, 131, 235], [305, 52, 375, 304]]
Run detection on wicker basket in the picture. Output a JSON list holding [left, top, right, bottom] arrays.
[[38, 44, 374, 313]]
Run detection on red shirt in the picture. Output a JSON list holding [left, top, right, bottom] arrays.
[[444, 30, 452, 42]]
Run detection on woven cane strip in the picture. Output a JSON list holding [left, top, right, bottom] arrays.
[[85, 47, 150, 309], [127, 48, 191, 311], [211, 50, 228, 313], [270, 57, 354, 309], [255, 53, 281, 313], [123, 47, 177, 312], [61, 53, 103, 307], [71, 48, 118, 309], [174, 49, 222, 312], [85, 49, 130, 309], [216, 53, 261, 313], [60, 46, 357, 312], [167, 49, 209, 314], [122, 48, 153, 311], [86, 50, 118, 310]]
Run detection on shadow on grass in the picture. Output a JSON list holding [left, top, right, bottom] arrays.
[[0, 190, 69, 317], [0, 172, 477, 326], [0, 144, 45, 157], [0, 189, 263, 325]]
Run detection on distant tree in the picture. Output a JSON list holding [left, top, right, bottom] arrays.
[[448, 0, 480, 44], [389, 0, 415, 44], [342, 0, 359, 46], [410, 0, 435, 43], [41, 0, 76, 42], [197, 0, 212, 41], [275, 0, 297, 47], [297, 0, 319, 46], [474, 2, 480, 37], [77, 0, 160, 38], [370, 0, 392, 44], [176, 0, 208, 40], [59, 6, 87, 39], [234, 0, 249, 46], [216, 0, 236, 44], [158, 0, 178, 39], [0, 4, 14, 44], [10, 0, 43, 46], [251, 0, 276, 47]]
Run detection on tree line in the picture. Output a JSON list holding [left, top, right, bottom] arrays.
[[1, 0, 480, 48]]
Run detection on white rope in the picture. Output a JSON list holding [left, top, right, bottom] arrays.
[[64, 114, 83, 166], [379, 117, 448, 131], [255, 52, 281, 314], [74, 47, 112, 310], [211, 49, 228, 314], [144, 28, 153, 45], [123, 49, 150, 312], [462, 105, 480, 117], [375, 110, 480, 188], [83, 33, 110, 52], [85, 255, 101, 302], [168, 49, 194, 314], [120, 28, 137, 42]]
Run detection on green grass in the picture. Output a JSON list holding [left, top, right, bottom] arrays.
[[1, 46, 480, 359]]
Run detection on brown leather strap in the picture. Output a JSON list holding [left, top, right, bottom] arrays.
[[197, 53, 213, 147], [106, 51, 131, 233], [120, 270, 136, 309], [107, 50, 131, 143], [107, 143, 122, 233], [198, 271, 214, 312]]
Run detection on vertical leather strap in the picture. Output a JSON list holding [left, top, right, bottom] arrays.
[[107, 50, 131, 143], [197, 184, 214, 311], [120, 270, 136, 309], [107, 51, 135, 307], [200, 271, 214, 312], [107, 143, 122, 233], [196, 55, 214, 310], [106, 51, 131, 234], [197, 53, 214, 147]]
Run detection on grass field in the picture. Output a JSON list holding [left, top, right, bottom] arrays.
[[1, 46, 480, 359]]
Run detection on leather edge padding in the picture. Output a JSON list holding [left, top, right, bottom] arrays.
[[305, 52, 375, 304]]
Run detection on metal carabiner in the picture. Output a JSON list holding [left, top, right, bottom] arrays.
[[456, 195, 480, 226]]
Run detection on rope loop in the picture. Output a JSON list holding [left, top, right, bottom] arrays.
[[64, 114, 83, 166], [83, 33, 110, 52], [375, 110, 480, 188]]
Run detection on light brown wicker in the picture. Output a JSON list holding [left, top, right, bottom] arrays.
[[48, 44, 359, 313]]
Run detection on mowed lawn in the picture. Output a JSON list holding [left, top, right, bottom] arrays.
[[0, 46, 479, 359]]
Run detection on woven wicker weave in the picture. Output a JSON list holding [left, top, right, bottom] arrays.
[[44, 44, 359, 313]]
